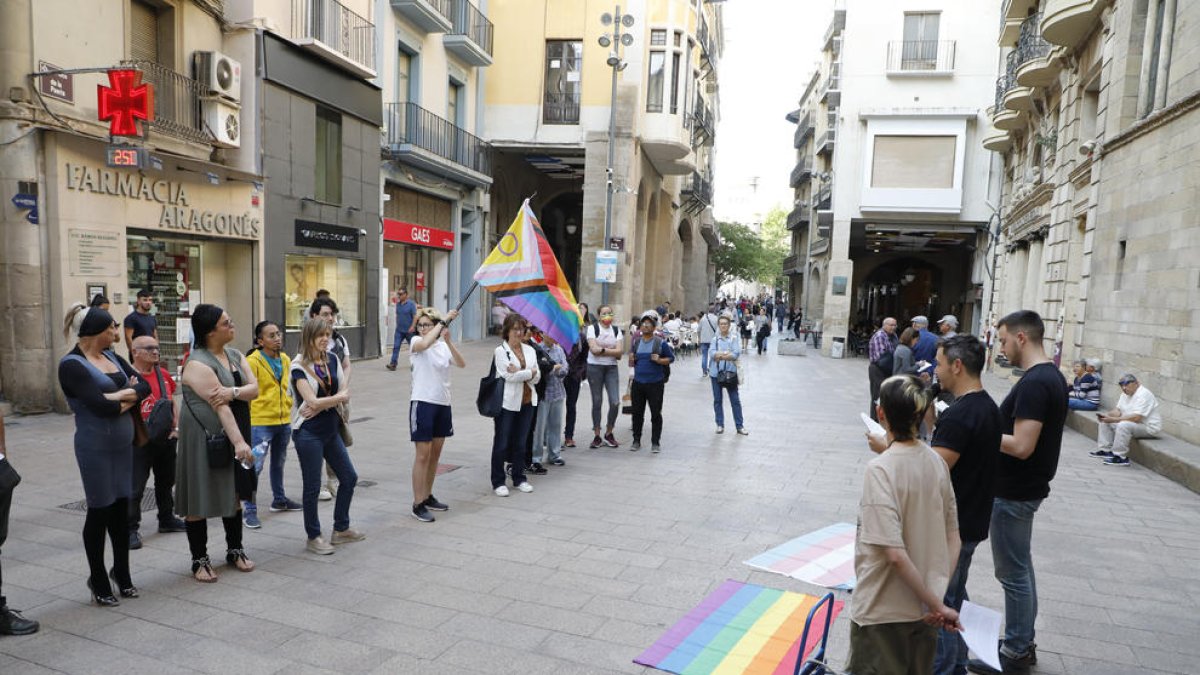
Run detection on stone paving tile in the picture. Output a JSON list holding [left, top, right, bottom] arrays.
[[1, 342, 1198, 672]]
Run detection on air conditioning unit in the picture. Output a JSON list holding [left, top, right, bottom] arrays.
[[194, 51, 241, 102], [203, 99, 241, 148]]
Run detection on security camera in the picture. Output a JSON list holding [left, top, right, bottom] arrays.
[[358, 228, 367, 235], [1079, 139, 1097, 156]]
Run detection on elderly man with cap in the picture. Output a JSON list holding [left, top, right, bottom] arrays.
[[938, 315, 959, 339], [910, 315, 939, 364], [1090, 374, 1161, 467]]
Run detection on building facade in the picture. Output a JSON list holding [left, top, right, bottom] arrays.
[[379, 0, 494, 342], [1, 0, 267, 410], [787, 1, 1001, 349], [983, 0, 1200, 444], [483, 0, 722, 323]]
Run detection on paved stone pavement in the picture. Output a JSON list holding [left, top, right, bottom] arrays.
[[1, 339, 1197, 674]]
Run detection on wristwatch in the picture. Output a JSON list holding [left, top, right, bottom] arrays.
[[232, 386, 240, 400]]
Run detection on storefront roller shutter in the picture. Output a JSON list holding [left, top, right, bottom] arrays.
[[130, 0, 160, 63], [384, 185, 452, 230]]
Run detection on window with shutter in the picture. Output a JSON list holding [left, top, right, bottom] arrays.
[[130, 1, 160, 64]]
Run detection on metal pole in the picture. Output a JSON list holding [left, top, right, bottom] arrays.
[[601, 5, 620, 307]]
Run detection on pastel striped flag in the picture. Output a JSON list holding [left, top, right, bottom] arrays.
[[634, 580, 843, 675], [743, 523, 857, 591], [473, 199, 583, 347]]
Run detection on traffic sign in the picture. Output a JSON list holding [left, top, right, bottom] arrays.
[[11, 194, 36, 210]]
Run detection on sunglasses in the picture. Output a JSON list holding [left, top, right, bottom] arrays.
[[416, 322, 435, 329]]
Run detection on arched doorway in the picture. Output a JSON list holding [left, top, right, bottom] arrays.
[[538, 192, 584, 292], [807, 265, 824, 324]]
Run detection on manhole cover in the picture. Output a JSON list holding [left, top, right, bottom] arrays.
[[60, 489, 159, 513]]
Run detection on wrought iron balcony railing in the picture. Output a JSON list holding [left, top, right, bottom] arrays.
[[384, 102, 491, 175], [793, 111, 813, 148], [448, 0, 493, 59], [1016, 13, 1051, 66], [886, 40, 956, 72], [120, 60, 209, 145], [543, 92, 580, 124], [682, 171, 713, 213], [995, 50, 1019, 110], [789, 160, 812, 187], [816, 184, 832, 210], [292, 0, 376, 73]]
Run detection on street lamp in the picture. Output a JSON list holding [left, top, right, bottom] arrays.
[[599, 6, 634, 306]]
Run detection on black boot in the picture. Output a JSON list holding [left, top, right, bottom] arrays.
[[0, 604, 39, 635]]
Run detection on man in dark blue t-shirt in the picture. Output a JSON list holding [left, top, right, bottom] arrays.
[[387, 288, 418, 371], [910, 315, 939, 363], [968, 310, 1067, 675], [627, 313, 674, 454], [123, 289, 158, 356], [930, 335, 1003, 675]]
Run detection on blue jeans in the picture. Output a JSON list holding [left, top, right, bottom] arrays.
[[389, 331, 414, 366], [292, 425, 358, 540], [700, 343, 711, 375], [710, 376, 744, 429], [934, 539, 980, 675], [248, 424, 292, 505], [990, 498, 1042, 657], [1067, 397, 1098, 410], [534, 398, 565, 463]]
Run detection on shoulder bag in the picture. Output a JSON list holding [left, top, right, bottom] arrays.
[[476, 346, 511, 418], [182, 392, 233, 469], [714, 337, 739, 389]]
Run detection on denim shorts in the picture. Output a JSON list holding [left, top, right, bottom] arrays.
[[410, 401, 454, 442]]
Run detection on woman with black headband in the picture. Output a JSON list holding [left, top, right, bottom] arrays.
[[58, 303, 151, 606], [175, 304, 260, 582]]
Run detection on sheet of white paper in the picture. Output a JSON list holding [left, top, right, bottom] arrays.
[[860, 412, 886, 437], [960, 600, 1002, 671]]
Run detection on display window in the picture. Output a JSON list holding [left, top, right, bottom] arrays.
[[285, 254, 364, 329], [127, 235, 202, 372]]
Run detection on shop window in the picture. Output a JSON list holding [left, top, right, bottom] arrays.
[[127, 235, 202, 373], [285, 255, 363, 328], [315, 106, 342, 204]]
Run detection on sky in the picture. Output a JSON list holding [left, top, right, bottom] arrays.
[[712, 0, 832, 225]]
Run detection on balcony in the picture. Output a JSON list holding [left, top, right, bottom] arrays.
[[543, 92, 580, 125], [120, 60, 210, 145], [817, 127, 836, 155], [292, 0, 376, 78], [390, 0, 452, 34], [982, 121, 1014, 153], [1041, 0, 1105, 49], [789, 160, 812, 188], [681, 171, 713, 214], [644, 113, 693, 176], [692, 99, 715, 147], [786, 204, 810, 231], [443, 0, 493, 66], [383, 102, 492, 186], [793, 112, 813, 148], [1014, 13, 1058, 87], [815, 184, 832, 211], [1000, 50, 1034, 112], [822, 8, 846, 50], [697, 16, 717, 76], [886, 40, 956, 75], [782, 253, 803, 276], [820, 63, 841, 108]]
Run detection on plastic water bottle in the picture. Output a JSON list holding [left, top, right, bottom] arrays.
[[240, 439, 269, 470]]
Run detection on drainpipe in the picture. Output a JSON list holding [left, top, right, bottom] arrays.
[[1153, 0, 1177, 111]]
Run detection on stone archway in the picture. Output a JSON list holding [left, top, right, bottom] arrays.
[[807, 264, 825, 324]]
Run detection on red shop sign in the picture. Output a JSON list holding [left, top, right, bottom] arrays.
[[383, 218, 455, 251], [415, 272, 426, 291]]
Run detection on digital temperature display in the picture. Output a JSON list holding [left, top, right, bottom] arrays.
[[106, 146, 147, 168]]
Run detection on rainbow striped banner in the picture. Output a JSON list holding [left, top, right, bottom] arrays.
[[743, 523, 857, 591], [634, 580, 843, 675]]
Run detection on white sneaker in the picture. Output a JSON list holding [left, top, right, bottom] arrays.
[[494, 486, 510, 497], [516, 482, 534, 493], [318, 487, 332, 501], [306, 536, 334, 555]]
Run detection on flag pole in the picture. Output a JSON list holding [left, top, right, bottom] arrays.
[[445, 280, 479, 326]]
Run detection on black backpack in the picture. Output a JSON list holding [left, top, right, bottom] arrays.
[[145, 367, 175, 443], [650, 337, 671, 383]]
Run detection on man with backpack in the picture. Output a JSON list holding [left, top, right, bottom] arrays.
[[128, 336, 187, 549], [627, 313, 674, 454]]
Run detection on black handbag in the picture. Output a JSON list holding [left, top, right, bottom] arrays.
[[716, 368, 739, 389], [183, 394, 233, 469], [0, 458, 21, 491], [476, 347, 511, 418]]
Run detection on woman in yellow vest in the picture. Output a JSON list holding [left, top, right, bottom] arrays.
[[243, 321, 301, 527]]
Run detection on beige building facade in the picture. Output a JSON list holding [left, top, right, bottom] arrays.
[[983, 0, 1200, 443], [482, 0, 722, 322]]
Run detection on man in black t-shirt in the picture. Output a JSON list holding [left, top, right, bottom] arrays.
[[968, 311, 1068, 675], [930, 335, 1003, 675], [123, 289, 158, 356]]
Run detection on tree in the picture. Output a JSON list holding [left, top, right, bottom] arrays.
[[712, 207, 790, 288]]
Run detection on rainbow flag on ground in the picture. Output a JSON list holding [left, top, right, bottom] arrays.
[[635, 580, 843, 675], [473, 199, 582, 346], [743, 523, 857, 591]]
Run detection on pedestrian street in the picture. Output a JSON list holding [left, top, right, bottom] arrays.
[[0, 340, 1197, 674]]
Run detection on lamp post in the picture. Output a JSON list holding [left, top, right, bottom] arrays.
[[599, 6, 634, 306]]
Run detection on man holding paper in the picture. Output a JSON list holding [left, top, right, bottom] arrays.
[[930, 335, 1003, 675]]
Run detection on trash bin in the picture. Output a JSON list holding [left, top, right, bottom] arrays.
[[830, 337, 845, 359]]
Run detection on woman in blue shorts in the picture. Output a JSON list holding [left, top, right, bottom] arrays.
[[409, 307, 465, 522]]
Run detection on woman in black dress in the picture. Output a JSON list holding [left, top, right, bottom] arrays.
[[58, 303, 150, 606]]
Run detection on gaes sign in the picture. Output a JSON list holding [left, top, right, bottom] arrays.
[[382, 218, 454, 251]]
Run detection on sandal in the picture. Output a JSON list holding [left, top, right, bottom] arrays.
[[191, 556, 218, 583], [226, 549, 256, 573], [564, 438, 576, 448]]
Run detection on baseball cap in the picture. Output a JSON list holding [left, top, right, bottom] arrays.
[[640, 311, 660, 325], [938, 314, 958, 329], [911, 315, 929, 326], [1118, 374, 1138, 386]]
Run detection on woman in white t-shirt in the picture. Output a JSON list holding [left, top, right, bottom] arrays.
[[407, 307, 465, 523], [586, 305, 624, 448]]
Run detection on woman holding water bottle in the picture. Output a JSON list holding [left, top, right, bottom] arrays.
[[176, 304, 259, 583], [290, 317, 362, 555]]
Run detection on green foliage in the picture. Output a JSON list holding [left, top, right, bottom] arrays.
[[712, 206, 789, 287]]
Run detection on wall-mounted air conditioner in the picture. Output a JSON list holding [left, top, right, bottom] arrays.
[[194, 51, 241, 102], [203, 99, 241, 148]]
